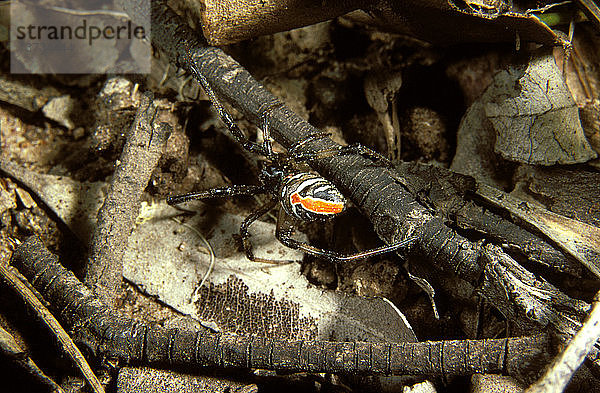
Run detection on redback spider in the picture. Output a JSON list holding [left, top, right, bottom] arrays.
[[167, 68, 415, 263]]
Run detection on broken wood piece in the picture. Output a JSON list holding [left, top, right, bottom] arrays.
[[0, 74, 61, 113], [525, 290, 600, 393], [85, 92, 171, 303], [199, 0, 366, 45]]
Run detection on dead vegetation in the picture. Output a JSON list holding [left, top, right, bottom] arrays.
[[1, 0, 600, 392]]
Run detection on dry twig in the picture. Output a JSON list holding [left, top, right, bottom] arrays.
[[0, 263, 105, 393], [85, 92, 171, 302], [525, 291, 600, 393], [0, 324, 65, 393], [11, 236, 554, 382]]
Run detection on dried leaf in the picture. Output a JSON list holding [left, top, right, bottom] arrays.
[[450, 98, 508, 187], [452, 54, 597, 184], [484, 54, 596, 165]]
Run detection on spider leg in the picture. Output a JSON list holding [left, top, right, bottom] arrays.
[[338, 143, 392, 165], [275, 209, 416, 263], [292, 143, 392, 167], [167, 185, 265, 205], [258, 102, 286, 160], [287, 132, 333, 156], [190, 65, 267, 156], [279, 127, 393, 167], [239, 198, 296, 264]]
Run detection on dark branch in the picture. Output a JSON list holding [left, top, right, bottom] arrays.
[[11, 236, 552, 382]]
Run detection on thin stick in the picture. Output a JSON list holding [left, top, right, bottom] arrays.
[[0, 264, 105, 393], [11, 236, 554, 381], [576, 0, 600, 32], [0, 324, 65, 393], [525, 291, 600, 393]]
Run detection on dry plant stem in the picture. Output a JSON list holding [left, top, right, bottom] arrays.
[[12, 236, 553, 381], [0, 324, 65, 393], [0, 264, 105, 393], [85, 92, 170, 302], [525, 291, 600, 393]]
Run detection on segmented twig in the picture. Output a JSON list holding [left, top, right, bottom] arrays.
[[11, 236, 550, 381]]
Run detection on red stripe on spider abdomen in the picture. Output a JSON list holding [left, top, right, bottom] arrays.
[[281, 172, 346, 221]]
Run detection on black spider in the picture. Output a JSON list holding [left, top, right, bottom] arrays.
[[167, 69, 414, 263]]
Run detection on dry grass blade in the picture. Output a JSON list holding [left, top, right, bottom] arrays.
[[477, 183, 600, 279], [0, 264, 105, 393], [525, 290, 600, 393], [169, 216, 216, 296], [0, 324, 65, 393]]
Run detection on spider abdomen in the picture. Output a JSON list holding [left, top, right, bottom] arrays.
[[280, 173, 346, 221]]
